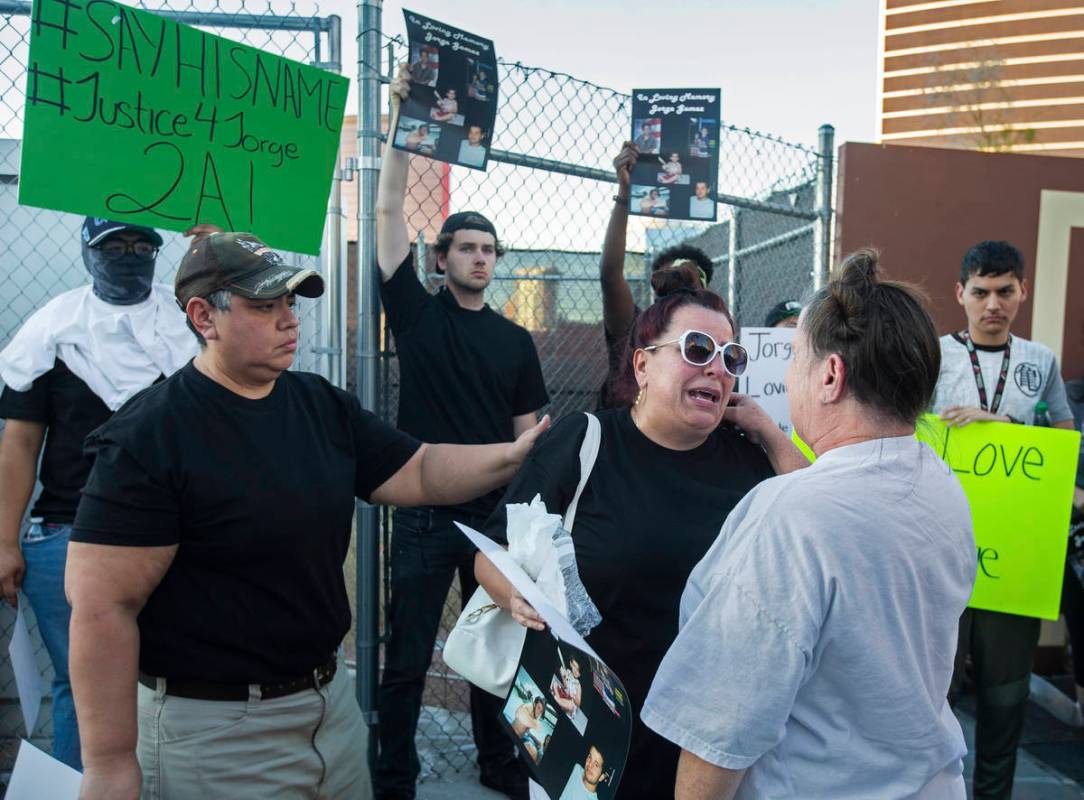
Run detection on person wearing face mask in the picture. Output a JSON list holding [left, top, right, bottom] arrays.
[[0, 217, 197, 769]]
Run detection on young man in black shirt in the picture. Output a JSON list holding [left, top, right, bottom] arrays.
[[0, 217, 195, 770], [66, 232, 548, 800], [374, 65, 550, 800]]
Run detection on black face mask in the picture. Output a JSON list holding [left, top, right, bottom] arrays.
[[82, 241, 156, 305]]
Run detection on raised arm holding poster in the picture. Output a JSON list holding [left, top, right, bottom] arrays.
[[629, 89, 720, 222], [19, 0, 347, 255], [395, 11, 497, 170]]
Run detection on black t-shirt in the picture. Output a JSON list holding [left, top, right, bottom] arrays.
[[71, 362, 420, 683], [484, 408, 774, 800], [380, 254, 549, 515], [597, 306, 641, 411], [0, 360, 114, 523]]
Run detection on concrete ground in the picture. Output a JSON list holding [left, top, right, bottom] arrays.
[[414, 708, 1084, 799]]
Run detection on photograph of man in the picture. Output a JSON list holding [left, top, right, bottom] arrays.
[[559, 745, 606, 800], [633, 186, 668, 216], [689, 181, 714, 219], [395, 118, 437, 155], [458, 125, 488, 168], [65, 229, 548, 800], [502, 667, 558, 767], [375, 63, 550, 800], [633, 119, 659, 154], [430, 88, 460, 123], [657, 152, 684, 185], [765, 300, 801, 328], [408, 45, 438, 87], [0, 217, 196, 771]]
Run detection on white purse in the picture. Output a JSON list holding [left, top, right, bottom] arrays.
[[443, 412, 601, 697]]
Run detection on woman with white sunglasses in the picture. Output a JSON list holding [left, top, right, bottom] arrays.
[[476, 265, 803, 800]]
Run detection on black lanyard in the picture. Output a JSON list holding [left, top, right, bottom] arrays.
[[961, 331, 1012, 414]]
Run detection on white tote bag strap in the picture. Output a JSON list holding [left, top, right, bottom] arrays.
[[562, 412, 601, 533]]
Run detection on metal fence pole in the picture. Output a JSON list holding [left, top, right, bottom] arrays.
[[728, 210, 739, 315], [813, 124, 836, 290], [356, 0, 383, 772], [319, 17, 344, 388]]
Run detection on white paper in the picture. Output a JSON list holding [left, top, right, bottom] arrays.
[[738, 326, 796, 435], [8, 606, 44, 736], [6, 739, 82, 799], [455, 522, 599, 659]]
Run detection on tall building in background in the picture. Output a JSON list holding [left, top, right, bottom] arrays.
[[878, 0, 1084, 156]]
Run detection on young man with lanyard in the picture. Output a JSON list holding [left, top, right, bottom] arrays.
[[0, 217, 195, 769], [374, 65, 550, 800], [599, 141, 715, 409], [932, 240, 1074, 799]]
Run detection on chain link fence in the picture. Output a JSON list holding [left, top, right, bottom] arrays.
[[0, 0, 342, 773], [369, 33, 832, 782]]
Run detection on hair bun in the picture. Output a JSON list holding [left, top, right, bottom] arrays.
[[651, 262, 703, 297], [836, 248, 880, 295]]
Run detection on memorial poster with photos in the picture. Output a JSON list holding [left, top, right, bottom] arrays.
[[395, 11, 497, 170], [454, 524, 632, 800], [501, 629, 632, 799], [629, 89, 721, 222]]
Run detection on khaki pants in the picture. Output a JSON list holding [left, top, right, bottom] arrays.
[[137, 663, 371, 800]]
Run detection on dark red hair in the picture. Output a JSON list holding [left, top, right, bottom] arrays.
[[607, 266, 735, 407]]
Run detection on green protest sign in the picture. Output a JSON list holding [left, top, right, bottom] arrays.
[[19, 0, 347, 255], [916, 414, 1079, 620], [792, 416, 1080, 619]]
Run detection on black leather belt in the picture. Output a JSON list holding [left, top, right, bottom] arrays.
[[139, 658, 337, 701]]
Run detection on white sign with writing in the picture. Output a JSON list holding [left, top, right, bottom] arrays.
[[738, 326, 795, 435]]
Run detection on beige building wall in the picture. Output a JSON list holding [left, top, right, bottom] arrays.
[[878, 0, 1084, 156]]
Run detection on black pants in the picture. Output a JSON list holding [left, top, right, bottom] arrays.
[[949, 607, 1041, 800], [374, 508, 514, 795]]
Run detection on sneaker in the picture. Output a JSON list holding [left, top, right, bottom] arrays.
[[479, 760, 529, 800]]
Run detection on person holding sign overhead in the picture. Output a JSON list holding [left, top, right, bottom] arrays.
[[65, 231, 548, 800], [932, 240, 1074, 799], [374, 64, 550, 800], [598, 141, 718, 409], [0, 217, 196, 771], [643, 250, 976, 799]]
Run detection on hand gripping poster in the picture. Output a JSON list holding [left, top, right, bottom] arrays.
[[395, 11, 498, 170], [457, 524, 633, 800], [629, 89, 721, 222]]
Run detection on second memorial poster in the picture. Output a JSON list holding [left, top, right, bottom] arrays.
[[629, 89, 721, 222]]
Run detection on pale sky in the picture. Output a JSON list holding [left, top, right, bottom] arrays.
[[330, 0, 880, 151]]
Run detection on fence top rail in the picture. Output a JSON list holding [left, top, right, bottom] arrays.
[[0, 0, 336, 33], [375, 31, 823, 160]]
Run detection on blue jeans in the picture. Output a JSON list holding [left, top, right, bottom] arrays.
[[21, 521, 81, 770]]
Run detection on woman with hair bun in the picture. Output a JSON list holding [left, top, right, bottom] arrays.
[[643, 250, 977, 799], [476, 269, 800, 799]]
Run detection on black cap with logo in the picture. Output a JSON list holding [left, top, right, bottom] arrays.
[[81, 217, 163, 248], [175, 232, 324, 308]]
